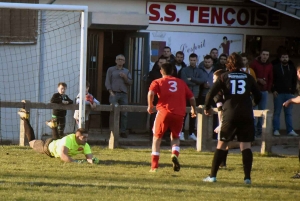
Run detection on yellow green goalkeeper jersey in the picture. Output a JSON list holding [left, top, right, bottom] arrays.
[[48, 134, 92, 158]]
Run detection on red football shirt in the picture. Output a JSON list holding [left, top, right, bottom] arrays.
[[149, 76, 194, 116]]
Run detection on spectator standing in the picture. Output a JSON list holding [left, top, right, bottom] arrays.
[[50, 82, 73, 138], [181, 53, 205, 140], [73, 81, 100, 130], [151, 46, 175, 72], [199, 48, 219, 68], [272, 52, 298, 136], [213, 53, 227, 71], [171, 51, 187, 78], [198, 55, 215, 105], [199, 55, 218, 139], [105, 54, 133, 138], [250, 49, 273, 136], [240, 53, 257, 80]]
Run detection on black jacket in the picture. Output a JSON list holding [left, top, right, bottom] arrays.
[[170, 60, 187, 78], [272, 63, 297, 94], [50, 93, 73, 117]]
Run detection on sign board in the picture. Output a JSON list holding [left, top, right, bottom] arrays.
[[146, 2, 280, 28], [146, 31, 243, 69]]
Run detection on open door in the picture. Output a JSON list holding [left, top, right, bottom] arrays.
[[124, 32, 150, 131], [124, 32, 150, 105]]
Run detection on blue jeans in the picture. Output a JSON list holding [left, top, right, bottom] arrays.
[[109, 92, 128, 133], [273, 93, 294, 133], [254, 91, 268, 134]]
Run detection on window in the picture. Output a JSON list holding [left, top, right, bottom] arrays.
[[0, 0, 38, 44]]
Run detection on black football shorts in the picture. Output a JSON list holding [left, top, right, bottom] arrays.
[[219, 119, 255, 142]]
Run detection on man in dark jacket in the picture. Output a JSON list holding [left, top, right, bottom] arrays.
[[170, 51, 187, 78], [272, 52, 298, 136]]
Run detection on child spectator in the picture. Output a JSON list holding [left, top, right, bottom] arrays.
[[50, 82, 73, 138], [74, 81, 100, 128]]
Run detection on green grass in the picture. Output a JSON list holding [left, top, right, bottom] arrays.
[[0, 146, 299, 201]]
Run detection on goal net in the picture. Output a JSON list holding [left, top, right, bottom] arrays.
[[0, 3, 87, 144]]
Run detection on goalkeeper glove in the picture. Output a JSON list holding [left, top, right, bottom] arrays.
[[92, 157, 100, 164]]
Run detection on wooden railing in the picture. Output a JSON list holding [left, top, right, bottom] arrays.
[[0, 100, 277, 154]]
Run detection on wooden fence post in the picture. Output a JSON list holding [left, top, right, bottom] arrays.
[[261, 110, 273, 154], [19, 100, 31, 146], [197, 107, 212, 152], [109, 104, 120, 149]]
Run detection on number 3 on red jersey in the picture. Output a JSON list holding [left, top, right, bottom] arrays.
[[168, 81, 177, 92]]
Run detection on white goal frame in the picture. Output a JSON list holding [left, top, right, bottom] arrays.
[[0, 2, 88, 128]]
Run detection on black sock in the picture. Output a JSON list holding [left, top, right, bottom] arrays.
[[210, 149, 226, 177], [242, 149, 253, 180], [220, 150, 229, 167], [51, 127, 59, 140], [23, 119, 35, 142]]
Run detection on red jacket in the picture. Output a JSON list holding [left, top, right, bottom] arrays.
[[250, 57, 273, 91]]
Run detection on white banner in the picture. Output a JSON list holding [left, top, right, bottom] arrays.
[[146, 2, 280, 28], [146, 31, 243, 69]]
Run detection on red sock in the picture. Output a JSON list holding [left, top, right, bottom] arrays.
[[151, 153, 160, 169], [172, 145, 180, 157]]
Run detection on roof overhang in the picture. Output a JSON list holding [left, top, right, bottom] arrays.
[[88, 12, 149, 30], [250, 0, 300, 20]]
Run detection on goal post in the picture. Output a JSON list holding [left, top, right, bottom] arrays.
[[0, 2, 88, 143]]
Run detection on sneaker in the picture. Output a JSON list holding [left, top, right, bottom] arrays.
[[17, 109, 29, 119], [273, 130, 280, 136], [120, 132, 128, 138], [149, 168, 158, 173], [45, 119, 57, 128], [288, 130, 298, 136], [179, 132, 185, 141], [171, 154, 180, 172], [291, 172, 300, 179], [244, 179, 251, 184], [203, 176, 217, 182], [189, 133, 197, 141]]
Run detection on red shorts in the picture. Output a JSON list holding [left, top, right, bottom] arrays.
[[152, 111, 184, 139]]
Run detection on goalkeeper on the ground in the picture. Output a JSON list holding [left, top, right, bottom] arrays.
[[18, 109, 100, 164]]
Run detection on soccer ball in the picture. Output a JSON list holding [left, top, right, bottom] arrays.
[[85, 94, 94, 104]]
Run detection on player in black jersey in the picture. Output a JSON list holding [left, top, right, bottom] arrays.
[[203, 53, 262, 184]]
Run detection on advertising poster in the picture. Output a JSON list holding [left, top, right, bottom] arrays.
[[147, 31, 243, 69]]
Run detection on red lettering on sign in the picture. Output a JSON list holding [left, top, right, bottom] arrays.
[[187, 6, 198, 23], [224, 8, 236, 25], [199, 7, 209, 23], [211, 7, 222, 24], [164, 4, 176, 22], [237, 9, 249, 25], [149, 4, 160, 21]]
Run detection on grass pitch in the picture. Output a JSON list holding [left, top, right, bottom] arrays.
[[0, 146, 299, 201]]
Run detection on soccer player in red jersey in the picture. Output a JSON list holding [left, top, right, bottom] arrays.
[[147, 62, 197, 172]]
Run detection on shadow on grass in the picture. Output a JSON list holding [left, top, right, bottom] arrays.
[[100, 159, 211, 169]]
